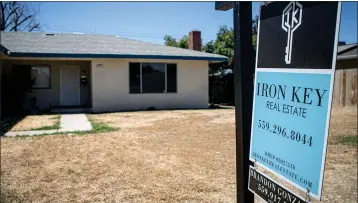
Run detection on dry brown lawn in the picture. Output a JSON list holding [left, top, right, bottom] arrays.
[[4, 115, 60, 132], [1, 107, 356, 203]]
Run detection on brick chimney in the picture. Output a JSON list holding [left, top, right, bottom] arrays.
[[188, 30, 201, 51]]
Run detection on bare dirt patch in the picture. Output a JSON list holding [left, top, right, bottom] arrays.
[[1, 107, 356, 203], [329, 107, 357, 137], [87, 109, 232, 130], [6, 115, 60, 132]]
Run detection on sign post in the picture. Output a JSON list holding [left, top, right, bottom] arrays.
[[249, 2, 341, 200], [233, 2, 255, 203], [248, 166, 307, 203], [215, 2, 255, 202]]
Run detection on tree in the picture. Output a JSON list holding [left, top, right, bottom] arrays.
[[177, 35, 188, 49], [163, 35, 177, 47], [252, 15, 259, 49], [0, 2, 41, 32], [164, 35, 189, 49], [163, 15, 259, 70], [202, 40, 214, 53], [213, 25, 234, 65]]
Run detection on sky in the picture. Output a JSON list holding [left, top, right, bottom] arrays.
[[34, 2, 357, 45]]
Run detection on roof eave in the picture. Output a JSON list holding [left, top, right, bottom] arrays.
[[0, 45, 10, 55], [337, 55, 357, 60], [7, 52, 228, 62]]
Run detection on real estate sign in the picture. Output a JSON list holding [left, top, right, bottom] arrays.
[[249, 2, 341, 200], [248, 166, 306, 203]]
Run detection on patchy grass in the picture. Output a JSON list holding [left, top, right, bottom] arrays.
[[2, 115, 117, 139], [32, 115, 61, 131], [1, 109, 235, 202], [328, 107, 357, 146], [1, 107, 357, 203], [330, 135, 358, 146], [86, 116, 117, 134], [90, 121, 116, 133], [3, 115, 61, 132], [7, 117, 118, 138]]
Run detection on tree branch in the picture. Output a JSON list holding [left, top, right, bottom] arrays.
[[29, 23, 40, 32], [0, 2, 8, 30], [10, 15, 31, 31], [2, 2, 41, 32], [4, 7, 18, 26]]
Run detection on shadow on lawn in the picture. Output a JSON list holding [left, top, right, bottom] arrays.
[[0, 113, 61, 136], [0, 116, 26, 136], [89, 104, 234, 115]]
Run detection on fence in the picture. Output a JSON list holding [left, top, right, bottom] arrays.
[[209, 62, 357, 107], [333, 65, 357, 107]]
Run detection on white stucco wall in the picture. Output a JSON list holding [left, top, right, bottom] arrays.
[[91, 58, 209, 112]]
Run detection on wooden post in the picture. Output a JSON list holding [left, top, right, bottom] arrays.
[[233, 2, 255, 203]]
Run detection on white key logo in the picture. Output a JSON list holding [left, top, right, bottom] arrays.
[[282, 2, 303, 64]]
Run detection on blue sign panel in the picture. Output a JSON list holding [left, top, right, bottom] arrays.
[[249, 2, 341, 200]]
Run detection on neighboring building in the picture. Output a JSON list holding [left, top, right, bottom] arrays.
[[333, 43, 357, 107], [0, 31, 227, 117]]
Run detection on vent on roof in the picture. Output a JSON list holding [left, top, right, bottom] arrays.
[[45, 33, 55, 36]]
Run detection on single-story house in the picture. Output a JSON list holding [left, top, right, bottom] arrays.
[[0, 31, 227, 117]]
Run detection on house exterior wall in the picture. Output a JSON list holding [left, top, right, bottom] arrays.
[[91, 58, 209, 112], [2, 59, 91, 110]]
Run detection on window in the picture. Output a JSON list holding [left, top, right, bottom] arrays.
[[129, 63, 141, 93], [31, 66, 50, 89], [129, 63, 177, 94], [166, 64, 177, 93], [142, 63, 165, 93]]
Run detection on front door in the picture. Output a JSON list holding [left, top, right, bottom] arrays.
[[60, 66, 80, 106]]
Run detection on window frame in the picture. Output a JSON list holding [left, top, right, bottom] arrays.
[[129, 62, 177, 94], [30, 65, 51, 89]]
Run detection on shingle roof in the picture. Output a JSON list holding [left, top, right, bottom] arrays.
[[0, 31, 228, 62], [337, 43, 357, 60], [337, 44, 356, 53]]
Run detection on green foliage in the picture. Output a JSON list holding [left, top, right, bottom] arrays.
[[163, 15, 259, 75], [164, 35, 177, 47], [202, 40, 214, 53], [213, 25, 234, 65], [164, 35, 189, 49], [252, 15, 259, 50], [178, 35, 189, 49]]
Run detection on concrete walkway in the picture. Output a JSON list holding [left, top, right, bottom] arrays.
[[60, 114, 92, 131], [4, 114, 92, 137]]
